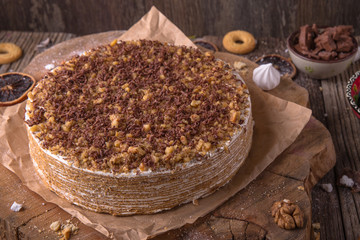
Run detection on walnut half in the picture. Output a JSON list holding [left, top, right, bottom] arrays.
[[271, 199, 304, 230]]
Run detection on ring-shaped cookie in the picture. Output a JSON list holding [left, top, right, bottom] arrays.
[[0, 43, 22, 64], [222, 30, 256, 54]]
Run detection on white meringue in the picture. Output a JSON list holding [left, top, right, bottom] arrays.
[[252, 63, 281, 90]]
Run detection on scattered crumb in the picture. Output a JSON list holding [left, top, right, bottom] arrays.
[[312, 222, 320, 230], [338, 168, 360, 192], [63, 223, 78, 233], [10, 202, 23, 212], [61, 226, 72, 240], [320, 183, 333, 192], [49, 220, 78, 240], [234, 61, 247, 70], [50, 221, 61, 232], [240, 69, 248, 75], [233, 61, 249, 75], [339, 175, 354, 188], [314, 231, 320, 240], [319, 87, 323, 91], [45, 64, 55, 70], [192, 199, 199, 206], [42, 203, 46, 206], [324, 113, 328, 117], [297, 186, 305, 191]]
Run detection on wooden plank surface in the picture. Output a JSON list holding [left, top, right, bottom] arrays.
[[235, 35, 360, 240], [244, 35, 360, 240], [0, 0, 359, 39], [154, 115, 335, 240], [0, 31, 107, 240], [0, 31, 355, 239]]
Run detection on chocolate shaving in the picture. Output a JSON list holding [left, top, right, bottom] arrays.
[[26, 40, 250, 173]]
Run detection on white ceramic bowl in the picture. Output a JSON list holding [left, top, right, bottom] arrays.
[[287, 30, 358, 79]]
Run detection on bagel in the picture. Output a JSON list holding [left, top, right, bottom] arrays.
[[222, 30, 256, 54], [0, 43, 22, 64]]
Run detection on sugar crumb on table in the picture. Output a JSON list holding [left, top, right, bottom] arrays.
[[50, 219, 79, 240]]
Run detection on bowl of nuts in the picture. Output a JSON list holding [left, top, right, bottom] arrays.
[[287, 24, 358, 79]]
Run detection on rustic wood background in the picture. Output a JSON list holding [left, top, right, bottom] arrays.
[[0, 0, 359, 38], [1, 1, 360, 239]]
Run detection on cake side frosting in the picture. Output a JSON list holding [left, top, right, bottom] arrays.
[[28, 113, 253, 215]]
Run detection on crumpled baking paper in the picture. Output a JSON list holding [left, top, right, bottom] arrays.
[[0, 6, 312, 240]]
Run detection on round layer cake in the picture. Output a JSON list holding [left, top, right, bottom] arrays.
[[25, 39, 253, 215]]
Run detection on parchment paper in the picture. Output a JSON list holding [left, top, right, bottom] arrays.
[[0, 6, 312, 240]]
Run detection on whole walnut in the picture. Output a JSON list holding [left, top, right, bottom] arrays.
[[271, 199, 304, 230]]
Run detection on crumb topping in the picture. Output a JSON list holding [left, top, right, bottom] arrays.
[[26, 39, 250, 173]]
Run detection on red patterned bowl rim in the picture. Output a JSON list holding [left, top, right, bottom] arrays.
[[346, 70, 360, 116]]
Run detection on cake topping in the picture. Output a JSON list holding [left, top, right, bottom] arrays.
[[26, 39, 250, 173]]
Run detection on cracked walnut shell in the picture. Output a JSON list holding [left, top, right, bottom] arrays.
[[271, 199, 304, 230]]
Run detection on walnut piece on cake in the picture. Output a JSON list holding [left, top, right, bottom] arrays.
[[25, 39, 253, 215], [26, 39, 250, 174]]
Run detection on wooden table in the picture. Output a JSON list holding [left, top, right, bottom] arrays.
[[0, 31, 359, 240], [203, 35, 360, 240]]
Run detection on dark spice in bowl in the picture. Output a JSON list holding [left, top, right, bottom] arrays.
[[255, 54, 296, 78], [193, 40, 218, 51], [0, 72, 35, 107]]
